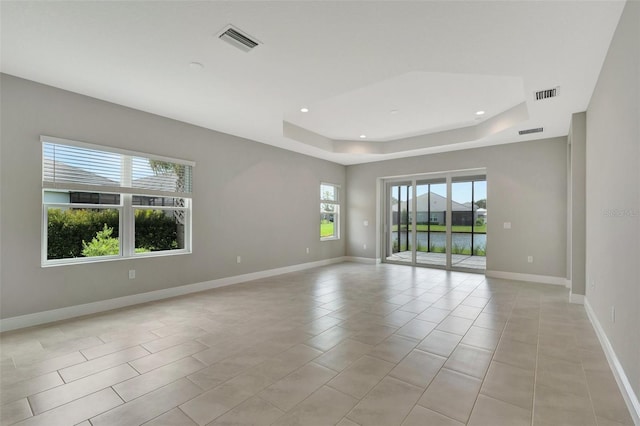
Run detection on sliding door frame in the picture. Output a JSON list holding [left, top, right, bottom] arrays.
[[380, 168, 486, 272]]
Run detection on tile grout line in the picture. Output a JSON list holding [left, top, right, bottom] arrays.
[[23, 389, 36, 424], [530, 295, 541, 426], [179, 345, 323, 425], [378, 278, 486, 426], [25, 363, 139, 420], [372, 281, 454, 422], [272, 380, 356, 425], [464, 281, 517, 425], [577, 319, 602, 426], [325, 294, 432, 424]]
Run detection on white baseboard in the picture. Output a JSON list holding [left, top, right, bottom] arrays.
[[485, 270, 567, 286], [344, 256, 377, 264], [565, 278, 572, 289], [0, 256, 348, 332], [584, 299, 640, 425]]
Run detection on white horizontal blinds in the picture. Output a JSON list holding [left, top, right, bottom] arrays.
[[131, 156, 192, 195], [43, 142, 122, 188], [42, 139, 193, 197]]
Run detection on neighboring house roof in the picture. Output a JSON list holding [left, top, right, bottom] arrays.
[[44, 158, 178, 192], [132, 174, 179, 192], [392, 192, 472, 212], [43, 158, 118, 186], [463, 202, 480, 210]]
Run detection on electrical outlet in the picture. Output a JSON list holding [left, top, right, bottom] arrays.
[[306, 247, 310, 254], [363, 243, 367, 250], [527, 256, 533, 263], [503, 222, 512, 229], [236, 256, 241, 264], [128, 270, 135, 279], [363, 220, 369, 227]]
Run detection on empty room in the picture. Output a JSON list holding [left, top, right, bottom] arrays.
[[0, 1, 638, 426]]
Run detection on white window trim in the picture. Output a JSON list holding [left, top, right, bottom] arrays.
[[41, 136, 194, 266], [320, 182, 340, 241], [130, 199, 192, 259]]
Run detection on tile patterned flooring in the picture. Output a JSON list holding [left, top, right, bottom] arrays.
[[0, 263, 634, 426]]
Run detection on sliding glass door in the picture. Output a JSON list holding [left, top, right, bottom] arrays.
[[415, 179, 447, 268], [450, 177, 487, 270], [386, 182, 413, 264], [384, 172, 486, 271]]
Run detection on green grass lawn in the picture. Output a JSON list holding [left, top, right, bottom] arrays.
[[321, 221, 335, 237], [393, 224, 486, 233]]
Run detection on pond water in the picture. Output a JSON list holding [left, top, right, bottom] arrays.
[[392, 231, 486, 251]]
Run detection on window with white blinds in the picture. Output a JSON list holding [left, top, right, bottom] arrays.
[[42, 136, 194, 265], [42, 138, 193, 196]]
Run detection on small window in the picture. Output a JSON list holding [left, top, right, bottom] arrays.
[[320, 183, 340, 240], [42, 136, 194, 265]]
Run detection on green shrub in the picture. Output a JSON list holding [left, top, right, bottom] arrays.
[[429, 243, 446, 253], [82, 225, 119, 257], [473, 244, 486, 256], [47, 208, 177, 259], [48, 208, 119, 259], [80, 225, 153, 257], [451, 244, 466, 255], [134, 209, 177, 251]]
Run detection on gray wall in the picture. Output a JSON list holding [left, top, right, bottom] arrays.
[[0, 74, 346, 319], [586, 0, 639, 399], [346, 138, 568, 278]]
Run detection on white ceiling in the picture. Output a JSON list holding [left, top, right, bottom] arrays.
[[0, 1, 626, 165]]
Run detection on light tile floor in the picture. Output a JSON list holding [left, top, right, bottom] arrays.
[[0, 263, 634, 426]]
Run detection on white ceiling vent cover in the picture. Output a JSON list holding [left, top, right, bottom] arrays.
[[218, 25, 260, 52], [534, 87, 560, 101]]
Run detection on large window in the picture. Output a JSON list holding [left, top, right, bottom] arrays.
[[320, 182, 340, 240], [42, 136, 194, 265]]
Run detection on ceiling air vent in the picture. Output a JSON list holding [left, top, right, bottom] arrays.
[[218, 25, 260, 52], [534, 87, 559, 101], [519, 127, 544, 135]]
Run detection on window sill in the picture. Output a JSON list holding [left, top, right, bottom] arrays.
[[41, 250, 192, 268], [320, 237, 340, 242]]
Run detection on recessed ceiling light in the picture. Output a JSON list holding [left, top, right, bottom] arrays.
[[189, 62, 204, 70], [300, 107, 309, 113], [390, 109, 399, 114], [359, 135, 367, 139], [475, 110, 485, 116]]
